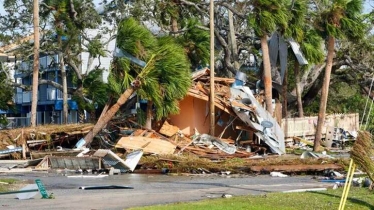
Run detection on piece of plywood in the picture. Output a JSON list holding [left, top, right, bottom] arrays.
[[159, 121, 179, 137], [116, 137, 176, 154]]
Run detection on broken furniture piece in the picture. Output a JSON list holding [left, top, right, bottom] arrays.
[[92, 149, 143, 172]]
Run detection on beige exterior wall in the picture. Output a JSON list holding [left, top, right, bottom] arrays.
[[169, 96, 239, 139]]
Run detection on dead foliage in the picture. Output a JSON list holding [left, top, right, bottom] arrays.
[[0, 124, 94, 149], [138, 154, 347, 174], [351, 131, 374, 185]]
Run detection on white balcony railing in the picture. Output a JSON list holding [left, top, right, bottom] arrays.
[[22, 91, 31, 103], [47, 88, 71, 100]]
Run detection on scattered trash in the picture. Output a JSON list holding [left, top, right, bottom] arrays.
[[283, 188, 327, 193], [333, 182, 344, 190], [270, 172, 288, 177], [193, 134, 236, 154], [221, 193, 233, 198], [16, 184, 39, 200], [79, 185, 134, 190], [300, 151, 334, 159], [93, 149, 143, 172], [353, 177, 373, 188], [109, 167, 121, 175], [67, 172, 108, 178]]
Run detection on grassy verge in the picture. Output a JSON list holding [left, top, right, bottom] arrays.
[[0, 178, 19, 192], [128, 187, 374, 210]]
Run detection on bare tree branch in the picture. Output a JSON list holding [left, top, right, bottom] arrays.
[[214, 28, 236, 74]]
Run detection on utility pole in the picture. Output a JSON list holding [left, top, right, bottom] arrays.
[[209, 0, 215, 136], [31, 0, 39, 127]]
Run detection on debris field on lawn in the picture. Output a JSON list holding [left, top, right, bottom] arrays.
[[0, 69, 361, 178]]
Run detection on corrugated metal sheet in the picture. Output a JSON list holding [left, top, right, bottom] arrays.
[[230, 86, 285, 154], [47, 156, 101, 169], [288, 38, 308, 65], [269, 32, 279, 68]]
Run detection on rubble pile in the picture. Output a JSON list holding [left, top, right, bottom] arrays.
[[0, 69, 348, 176]]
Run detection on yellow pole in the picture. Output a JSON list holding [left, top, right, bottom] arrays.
[[338, 159, 354, 210], [341, 163, 356, 210]]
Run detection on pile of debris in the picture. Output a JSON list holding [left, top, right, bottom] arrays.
[[0, 69, 346, 175]]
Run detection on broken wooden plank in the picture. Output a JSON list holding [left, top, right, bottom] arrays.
[[116, 136, 176, 154], [196, 81, 210, 95], [293, 136, 315, 147], [230, 100, 255, 112], [159, 121, 179, 137]]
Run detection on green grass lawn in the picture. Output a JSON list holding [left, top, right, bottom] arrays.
[[128, 187, 374, 210], [0, 178, 18, 192]]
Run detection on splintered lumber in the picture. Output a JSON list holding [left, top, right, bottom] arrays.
[[159, 121, 179, 137], [116, 136, 176, 154], [293, 136, 314, 147], [250, 164, 342, 173]]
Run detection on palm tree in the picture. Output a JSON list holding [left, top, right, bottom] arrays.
[[248, 0, 289, 115], [83, 18, 191, 144], [284, 0, 324, 117], [176, 18, 210, 70], [313, 0, 365, 151]]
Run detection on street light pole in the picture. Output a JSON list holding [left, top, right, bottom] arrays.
[[209, 0, 215, 136]]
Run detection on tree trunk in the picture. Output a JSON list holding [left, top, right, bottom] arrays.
[[282, 69, 288, 118], [314, 36, 335, 152], [145, 100, 153, 129], [171, 17, 178, 36], [261, 35, 273, 114], [59, 52, 69, 124], [83, 87, 135, 145], [30, 0, 39, 127], [294, 61, 304, 117]]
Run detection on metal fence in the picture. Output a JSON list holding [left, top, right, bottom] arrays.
[[2, 117, 31, 129]]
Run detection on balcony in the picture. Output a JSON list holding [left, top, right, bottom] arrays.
[[15, 88, 71, 104], [47, 88, 71, 100]]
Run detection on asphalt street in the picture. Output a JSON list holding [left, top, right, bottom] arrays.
[[0, 172, 332, 210]]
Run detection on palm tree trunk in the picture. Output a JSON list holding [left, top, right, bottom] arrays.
[[282, 69, 288, 118], [261, 35, 273, 114], [314, 36, 335, 151], [30, 0, 39, 127], [59, 52, 69, 124], [145, 100, 153, 129], [83, 87, 135, 145], [171, 17, 178, 36], [294, 61, 304, 117]]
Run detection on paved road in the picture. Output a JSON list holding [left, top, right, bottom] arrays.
[[0, 172, 331, 210]]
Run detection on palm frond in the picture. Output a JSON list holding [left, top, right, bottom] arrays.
[[248, 0, 289, 36], [177, 18, 210, 68], [117, 18, 157, 61]]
